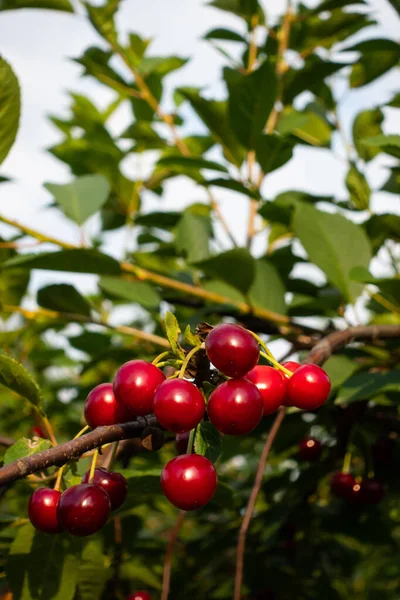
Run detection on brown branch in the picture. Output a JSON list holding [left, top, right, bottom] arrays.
[[233, 322, 400, 599], [0, 436, 15, 447], [161, 510, 186, 600], [0, 416, 158, 486]]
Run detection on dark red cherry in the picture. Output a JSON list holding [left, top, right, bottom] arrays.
[[298, 437, 322, 461], [360, 479, 385, 504], [113, 360, 165, 416], [161, 454, 217, 511], [82, 468, 127, 510], [153, 379, 205, 433], [330, 472, 356, 499], [207, 378, 263, 435], [286, 364, 331, 410], [28, 488, 62, 534], [245, 365, 286, 415], [84, 383, 132, 429], [57, 484, 111, 536], [127, 593, 152, 600], [175, 431, 195, 455], [205, 323, 259, 378]]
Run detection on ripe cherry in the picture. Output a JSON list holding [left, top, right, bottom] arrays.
[[286, 364, 331, 410], [153, 379, 205, 433], [127, 593, 152, 600], [330, 472, 356, 499], [82, 468, 127, 511], [161, 454, 217, 511], [207, 378, 263, 435], [281, 361, 300, 375], [58, 483, 111, 536], [28, 488, 62, 534], [298, 437, 322, 461], [360, 479, 385, 504], [113, 360, 165, 416], [84, 383, 132, 429], [175, 431, 194, 455], [205, 323, 259, 378], [32, 426, 47, 439], [245, 365, 286, 415]]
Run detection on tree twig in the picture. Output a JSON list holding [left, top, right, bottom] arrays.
[[161, 510, 186, 600]]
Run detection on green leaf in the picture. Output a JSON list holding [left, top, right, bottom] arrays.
[[361, 134, 400, 159], [277, 109, 331, 146], [44, 174, 110, 225], [122, 468, 164, 506], [139, 56, 188, 77], [0, 237, 30, 309], [388, 91, 400, 107], [157, 155, 228, 173], [292, 203, 372, 302], [211, 480, 234, 508], [345, 164, 370, 210], [202, 279, 245, 304], [323, 355, 358, 389], [178, 88, 245, 167], [224, 60, 277, 149], [194, 422, 222, 463], [335, 371, 400, 405], [350, 267, 400, 305], [364, 213, 400, 253], [77, 539, 110, 600], [208, 0, 265, 25], [196, 248, 255, 294], [203, 27, 245, 42], [347, 39, 400, 88], [183, 325, 201, 347], [6, 524, 80, 600], [207, 177, 260, 199], [135, 211, 181, 230], [37, 283, 91, 316], [99, 276, 161, 308], [352, 108, 383, 161], [85, 0, 118, 44], [255, 134, 293, 174], [0, 352, 43, 409], [0, 0, 73, 11], [175, 211, 211, 264], [4, 437, 51, 466], [283, 57, 346, 104], [381, 167, 400, 194], [164, 312, 184, 359], [0, 57, 20, 165], [387, 0, 400, 15], [2, 249, 121, 275], [248, 259, 286, 315]]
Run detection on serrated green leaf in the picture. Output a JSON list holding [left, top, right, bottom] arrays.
[[292, 203, 371, 302], [37, 283, 91, 316], [0, 0, 73, 9], [78, 539, 110, 600], [139, 56, 188, 77], [204, 27, 245, 42], [224, 60, 277, 149], [2, 249, 121, 275], [4, 437, 51, 466], [183, 325, 201, 347], [352, 108, 383, 161], [196, 248, 255, 294], [277, 109, 332, 146], [207, 177, 261, 199], [85, 0, 118, 44], [255, 134, 293, 174], [248, 259, 286, 315], [164, 312, 184, 359], [99, 276, 161, 308], [194, 422, 222, 463], [175, 211, 211, 264], [345, 163, 370, 210], [361, 134, 400, 159], [157, 155, 228, 173], [323, 355, 358, 389], [208, 0, 265, 25], [335, 371, 400, 405], [347, 39, 400, 88], [0, 57, 20, 165], [45, 174, 110, 225], [0, 352, 43, 409]]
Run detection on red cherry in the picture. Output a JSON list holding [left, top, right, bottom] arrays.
[[298, 437, 322, 461], [359, 479, 385, 504], [57, 483, 111, 536], [330, 472, 356, 498], [127, 593, 152, 600], [113, 360, 165, 416], [153, 379, 205, 433], [175, 431, 195, 455], [161, 454, 217, 510], [32, 426, 47, 439], [245, 365, 286, 415], [81, 468, 127, 511], [207, 378, 263, 435], [286, 364, 331, 410], [28, 488, 62, 534], [205, 323, 259, 378], [84, 383, 132, 429]]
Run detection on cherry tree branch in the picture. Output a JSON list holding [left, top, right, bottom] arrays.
[[233, 322, 400, 600], [161, 510, 186, 600]]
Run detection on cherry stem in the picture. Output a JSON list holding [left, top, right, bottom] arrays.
[[109, 441, 119, 470], [248, 330, 276, 360], [74, 424, 90, 439], [41, 415, 57, 446], [152, 351, 171, 366], [88, 448, 99, 483], [53, 464, 65, 492], [178, 345, 202, 379], [342, 451, 352, 474], [186, 428, 196, 455], [259, 351, 293, 377]]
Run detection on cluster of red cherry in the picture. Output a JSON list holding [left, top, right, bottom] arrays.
[[27, 323, 333, 538]]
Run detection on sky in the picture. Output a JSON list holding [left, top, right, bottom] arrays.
[[0, 0, 399, 325]]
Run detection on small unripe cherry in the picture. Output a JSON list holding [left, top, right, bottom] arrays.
[[82, 468, 128, 510], [205, 323, 259, 378], [298, 437, 322, 461], [207, 378, 263, 435], [28, 488, 62, 534], [113, 360, 165, 416], [245, 365, 286, 415], [161, 454, 217, 510], [127, 593, 152, 600], [84, 383, 132, 429], [58, 483, 111, 536], [153, 379, 205, 433], [286, 364, 331, 410], [330, 472, 356, 499]]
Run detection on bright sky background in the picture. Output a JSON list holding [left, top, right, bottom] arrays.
[[0, 0, 399, 323]]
